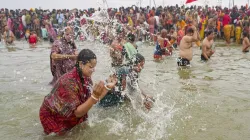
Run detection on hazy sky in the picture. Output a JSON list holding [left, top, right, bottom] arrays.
[[1, 0, 248, 9]]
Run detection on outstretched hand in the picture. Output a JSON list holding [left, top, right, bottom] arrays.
[[106, 74, 118, 89]]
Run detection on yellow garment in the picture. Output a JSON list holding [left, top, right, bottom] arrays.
[[230, 25, 235, 37], [128, 16, 134, 27], [177, 20, 186, 30], [235, 26, 242, 44], [196, 41, 201, 47], [224, 25, 232, 42], [200, 21, 206, 39]]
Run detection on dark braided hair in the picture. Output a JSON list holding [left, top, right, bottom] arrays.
[[76, 49, 96, 90]]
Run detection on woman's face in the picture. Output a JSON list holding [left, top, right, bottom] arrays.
[[133, 61, 145, 73], [80, 59, 97, 77], [64, 29, 74, 42]]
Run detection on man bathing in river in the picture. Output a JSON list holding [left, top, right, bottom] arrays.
[[201, 30, 215, 61], [177, 26, 199, 66], [242, 32, 250, 53]]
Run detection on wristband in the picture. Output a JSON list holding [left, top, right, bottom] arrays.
[[91, 94, 99, 101], [104, 85, 111, 91]]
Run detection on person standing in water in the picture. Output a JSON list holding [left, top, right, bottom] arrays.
[[50, 27, 77, 85], [40, 49, 118, 135], [3, 25, 15, 45], [28, 31, 38, 48], [201, 30, 215, 61], [177, 26, 199, 66], [242, 32, 250, 53]]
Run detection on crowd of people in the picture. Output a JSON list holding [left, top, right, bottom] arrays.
[[1, 4, 250, 136]]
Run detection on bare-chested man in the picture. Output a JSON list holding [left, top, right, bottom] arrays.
[[207, 16, 218, 30], [177, 26, 199, 66], [148, 12, 156, 41], [3, 25, 15, 45], [242, 32, 250, 53], [201, 30, 215, 61]]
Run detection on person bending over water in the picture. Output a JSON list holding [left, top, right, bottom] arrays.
[[50, 27, 77, 85], [40, 49, 117, 135], [3, 25, 15, 45], [201, 30, 215, 61], [177, 26, 199, 66], [242, 32, 250, 53], [29, 31, 38, 48], [154, 29, 171, 60], [99, 53, 153, 109]]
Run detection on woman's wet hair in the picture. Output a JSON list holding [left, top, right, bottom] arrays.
[[76, 49, 96, 87], [134, 53, 145, 65], [127, 33, 135, 42], [77, 49, 96, 65]]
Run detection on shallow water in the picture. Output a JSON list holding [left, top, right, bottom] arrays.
[[0, 41, 250, 140]]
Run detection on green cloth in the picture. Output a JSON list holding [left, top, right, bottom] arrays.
[[124, 42, 137, 60]]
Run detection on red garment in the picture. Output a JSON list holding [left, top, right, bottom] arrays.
[[40, 68, 92, 135], [223, 14, 231, 27], [29, 35, 37, 44]]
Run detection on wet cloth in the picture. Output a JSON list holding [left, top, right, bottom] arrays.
[[223, 25, 232, 42], [177, 57, 190, 66], [40, 68, 92, 135], [201, 54, 210, 61], [29, 35, 37, 44], [123, 42, 138, 62], [99, 66, 137, 107], [50, 39, 77, 85]]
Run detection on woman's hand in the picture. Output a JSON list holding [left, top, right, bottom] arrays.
[[105, 75, 118, 89], [92, 81, 105, 98]]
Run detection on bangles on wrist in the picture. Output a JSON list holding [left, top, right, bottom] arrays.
[[91, 94, 100, 101]]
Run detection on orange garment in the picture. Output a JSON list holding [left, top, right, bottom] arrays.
[[217, 21, 221, 32], [177, 20, 186, 30]]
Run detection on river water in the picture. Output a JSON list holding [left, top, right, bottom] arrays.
[[0, 40, 250, 140]]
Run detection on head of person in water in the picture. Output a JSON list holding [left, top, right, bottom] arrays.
[[127, 33, 135, 43], [76, 49, 97, 78], [243, 32, 248, 38], [170, 27, 175, 33], [133, 53, 145, 73], [161, 29, 168, 38], [186, 28, 194, 36], [63, 27, 74, 43], [206, 30, 215, 40], [4, 25, 9, 31]]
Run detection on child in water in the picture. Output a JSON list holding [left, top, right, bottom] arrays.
[[29, 31, 38, 48]]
